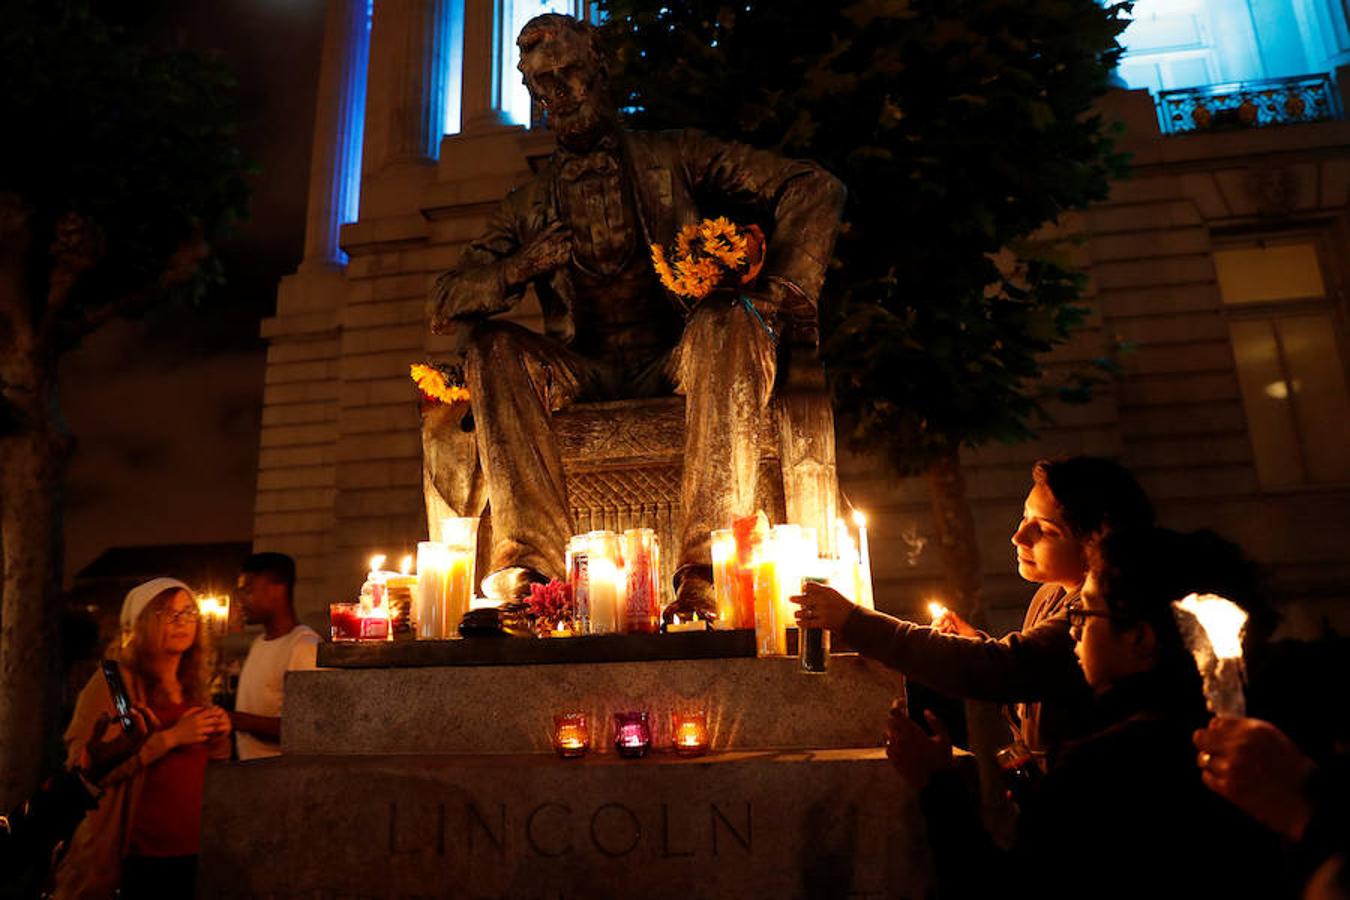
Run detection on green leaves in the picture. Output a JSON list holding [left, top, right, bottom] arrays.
[[0, 0, 251, 347], [600, 0, 1129, 474]]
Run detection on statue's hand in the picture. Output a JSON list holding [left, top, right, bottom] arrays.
[[502, 221, 572, 289]]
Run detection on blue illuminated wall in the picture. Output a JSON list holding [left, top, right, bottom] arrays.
[[1117, 0, 1350, 92]]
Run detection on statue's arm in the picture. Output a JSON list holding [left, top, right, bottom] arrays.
[[679, 130, 846, 311], [428, 199, 529, 335]]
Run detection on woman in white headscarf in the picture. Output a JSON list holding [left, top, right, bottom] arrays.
[[52, 578, 231, 899]]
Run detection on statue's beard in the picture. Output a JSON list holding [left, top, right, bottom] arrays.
[[550, 96, 616, 151]]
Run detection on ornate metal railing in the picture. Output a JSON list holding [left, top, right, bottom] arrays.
[[1156, 73, 1343, 135]]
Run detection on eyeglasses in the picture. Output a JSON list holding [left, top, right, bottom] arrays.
[[1065, 601, 1115, 633], [156, 608, 201, 625]]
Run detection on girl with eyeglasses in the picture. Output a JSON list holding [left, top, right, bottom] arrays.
[[52, 578, 231, 899], [884, 528, 1282, 898]]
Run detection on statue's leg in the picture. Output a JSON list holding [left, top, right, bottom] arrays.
[[670, 295, 776, 607], [463, 320, 593, 587], [421, 400, 486, 542]]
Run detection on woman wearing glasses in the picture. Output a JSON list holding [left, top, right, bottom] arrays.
[[884, 529, 1280, 897], [53, 578, 231, 899], [794, 456, 1154, 756]]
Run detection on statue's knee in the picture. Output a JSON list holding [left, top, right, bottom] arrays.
[[466, 320, 520, 362]]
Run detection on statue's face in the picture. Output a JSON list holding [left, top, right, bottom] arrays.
[[519, 26, 615, 149]]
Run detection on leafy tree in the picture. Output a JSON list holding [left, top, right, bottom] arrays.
[[0, 0, 249, 808], [601, 0, 1129, 618]]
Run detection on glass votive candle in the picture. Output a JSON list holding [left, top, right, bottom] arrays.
[[552, 713, 590, 759], [613, 711, 651, 759], [671, 710, 710, 757], [330, 602, 361, 641]]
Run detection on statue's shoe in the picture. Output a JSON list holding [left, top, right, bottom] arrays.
[[662, 564, 717, 626], [481, 566, 549, 603]]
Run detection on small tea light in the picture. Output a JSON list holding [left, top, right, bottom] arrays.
[[663, 615, 707, 634], [671, 710, 710, 757], [613, 711, 652, 759], [552, 713, 590, 759]]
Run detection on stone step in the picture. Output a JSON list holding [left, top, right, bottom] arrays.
[[283, 656, 905, 755]]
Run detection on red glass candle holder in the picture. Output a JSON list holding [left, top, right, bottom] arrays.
[[552, 713, 590, 759], [671, 710, 710, 757], [613, 711, 651, 759], [330, 602, 361, 641]]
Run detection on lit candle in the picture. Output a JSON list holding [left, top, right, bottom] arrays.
[[440, 517, 480, 640], [613, 711, 651, 758], [416, 542, 450, 639], [671, 711, 710, 757], [753, 539, 785, 656], [198, 595, 230, 634], [928, 600, 949, 622], [552, 713, 590, 759], [367, 554, 387, 610], [1172, 593, 1249, 716], [622, 528, 660, 634], [664, 615, 706, 634], [587, 531, 622, 635], [711, 529, 738, 630], [852, 509, 875, 611]]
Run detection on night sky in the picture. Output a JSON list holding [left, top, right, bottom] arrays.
[[60, 0, 327, 582]]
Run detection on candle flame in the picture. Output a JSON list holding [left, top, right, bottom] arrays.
[[852, 509, 867, 528], [399, 555, 413, 575], [369, 554, 386, 572], [1174, 593, 1247, 659], [928, 601, 948, 621]]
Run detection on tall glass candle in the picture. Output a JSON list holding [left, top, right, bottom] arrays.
[[567, 534, 591, 633], [416, 542, 450, 639], [622, 528, 660, 634], [587, 531, 622, 635], [753, 542, 785, 656], [441, 517, 479, 639], [711, 529, 738, 630]]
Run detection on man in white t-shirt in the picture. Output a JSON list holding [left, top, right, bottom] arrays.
[[230, 552, 321, 760]]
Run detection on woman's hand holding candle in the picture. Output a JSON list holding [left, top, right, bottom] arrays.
[[930, 603, 979, 638], [790, 582, 855, 633], [1193, 716, 1316, 841]]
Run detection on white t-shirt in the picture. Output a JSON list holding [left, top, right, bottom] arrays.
[[234, 624, 321, 760]]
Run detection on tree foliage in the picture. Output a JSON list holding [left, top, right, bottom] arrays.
[[0, 0, 251, 363], [600, 0, 1130, 473]]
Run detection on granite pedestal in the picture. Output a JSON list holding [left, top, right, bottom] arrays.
[[199, 646, 934, 899]]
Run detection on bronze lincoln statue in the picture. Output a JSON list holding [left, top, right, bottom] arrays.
[[427, 13, 844, 618]]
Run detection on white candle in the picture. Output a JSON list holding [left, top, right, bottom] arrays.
[[415, 542, 450, 639], [1173, 593, 1249, 716], [853, 509, 875, 611]]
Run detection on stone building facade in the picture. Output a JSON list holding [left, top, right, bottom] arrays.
[[255, 0, 1350, 635]]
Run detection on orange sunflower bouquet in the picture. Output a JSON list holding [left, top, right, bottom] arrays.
[[411, 362, 471, 406], [650, 217, 766, 313]]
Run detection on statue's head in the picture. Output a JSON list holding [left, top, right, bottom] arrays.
[[517, 14, 616, 150]]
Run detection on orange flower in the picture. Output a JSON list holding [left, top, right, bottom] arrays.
[[650, 217, 766, 301], [411, 363, 471, 404]]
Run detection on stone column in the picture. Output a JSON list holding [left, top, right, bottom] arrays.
[[301, 0, 371, 270], [362, 0, 454, 174], [460, 0, 512, 132]]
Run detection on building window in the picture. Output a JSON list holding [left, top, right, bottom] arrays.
[[1216, 237, 1350, 488], [1116, 0, 1350, 93], [500, 0, 601, 127]]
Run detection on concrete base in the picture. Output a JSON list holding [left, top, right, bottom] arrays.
[[199, 749, 933, 900]]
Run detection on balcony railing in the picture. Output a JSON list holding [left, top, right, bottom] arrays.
[[1156, 73, 1343, 135]]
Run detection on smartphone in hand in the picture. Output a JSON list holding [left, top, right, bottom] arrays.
[[101, 660, 133, 733]]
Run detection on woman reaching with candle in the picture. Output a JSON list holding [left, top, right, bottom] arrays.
[[793, 456, 1154, 757], [52, 578, 231, 900], [883, 528, 1282, 897]]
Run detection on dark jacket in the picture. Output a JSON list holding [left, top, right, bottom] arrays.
[[429, 128, 846, 342], [841, 583, 1092, 752], [919, 666, 1285, 898]]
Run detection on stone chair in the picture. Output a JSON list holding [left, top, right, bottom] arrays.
[[422, 339, 840, 595], [552, 341, 840, 592]]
